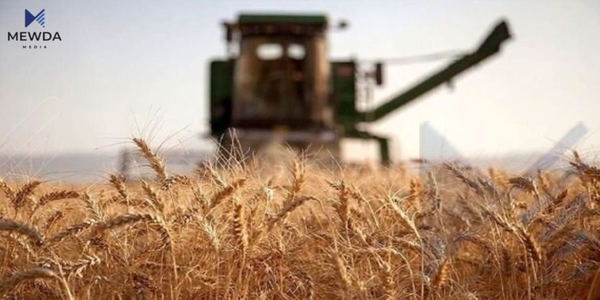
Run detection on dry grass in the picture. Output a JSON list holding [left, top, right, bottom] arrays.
[[1, 140, 600, 299]]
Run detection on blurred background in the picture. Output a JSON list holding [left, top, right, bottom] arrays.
[[0, 0, 599, 180]]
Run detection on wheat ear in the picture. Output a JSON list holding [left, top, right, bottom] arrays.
[[47, 219, 98, 245], [82, 192, 104, 221], [12, 180, 42, 209], [109, 174, 128, 201], [431, 258, 450, 289], [267, 196, 315, 231], [0, 177, 14, 198], [142, 180, 164, 213], [232, 199, 248, 254], [133, 138, 167, 182], [0, 268, 56, 296], [38, 190, 80, 207], [0, 218, 43, 244], [210, 178, 246, 209]]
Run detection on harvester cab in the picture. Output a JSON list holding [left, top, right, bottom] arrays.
[[209, 13, 512, 164]]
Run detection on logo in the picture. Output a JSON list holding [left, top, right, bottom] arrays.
[[25, 9, 45, 28], [8, 8, 62, 49]]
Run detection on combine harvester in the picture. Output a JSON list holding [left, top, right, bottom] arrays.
[[208, 13, 511, 164]]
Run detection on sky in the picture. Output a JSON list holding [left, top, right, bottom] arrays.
[[1, 0, 600, 164]]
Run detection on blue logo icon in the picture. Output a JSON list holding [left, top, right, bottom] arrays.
[[25, 9, 45, 28]]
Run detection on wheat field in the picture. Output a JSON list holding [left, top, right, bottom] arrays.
[[0, 138, 599, 299]]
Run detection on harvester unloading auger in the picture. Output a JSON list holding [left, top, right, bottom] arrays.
[[209, 14, 511, 164]]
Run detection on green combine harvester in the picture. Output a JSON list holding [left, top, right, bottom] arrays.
[[209, 13, 511, 164]]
